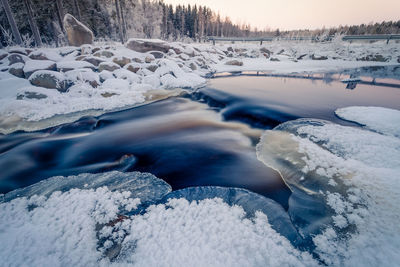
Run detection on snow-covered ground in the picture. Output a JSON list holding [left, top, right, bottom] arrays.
[[1, 106, 399, 266], [0, 39, 399, 133]]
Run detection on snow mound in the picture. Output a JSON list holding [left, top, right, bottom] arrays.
[[256, 116, 400, 266], [335, 106, 400, 138]]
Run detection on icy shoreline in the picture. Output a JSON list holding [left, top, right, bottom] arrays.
[[0, 39, 399, 134]]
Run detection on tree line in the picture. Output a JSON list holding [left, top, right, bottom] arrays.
[[1, 0, 400, 47]]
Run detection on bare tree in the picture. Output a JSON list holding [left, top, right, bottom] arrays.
[[23, 0, 42, 47], [0, 0, 22, 45], [120, 0, 127, 42]]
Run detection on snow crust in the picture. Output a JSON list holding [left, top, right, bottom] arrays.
[[256, 107, 400, 266]]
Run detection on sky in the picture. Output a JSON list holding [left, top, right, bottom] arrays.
[[163, 0, 400, 30]]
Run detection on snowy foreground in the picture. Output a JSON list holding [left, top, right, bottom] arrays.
[[1, 106, 400, 266], [0, 39, 399, 133]]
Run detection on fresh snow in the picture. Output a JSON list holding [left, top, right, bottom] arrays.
[[335, 106, 400, 137]]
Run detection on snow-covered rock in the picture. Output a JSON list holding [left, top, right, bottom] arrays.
[[56, 60, 95, 72], [98, 62, 120, 72], [23, 59, 56, 78], [126, 38, 171, 53], [8, 63, 25, 78], [29, 70, 72, 92]]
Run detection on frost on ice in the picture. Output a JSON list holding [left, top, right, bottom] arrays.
[[0, 172, 318, 267], [256, 107, 400, 266]]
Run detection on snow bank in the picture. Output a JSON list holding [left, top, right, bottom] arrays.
[[256, 107, 400, 266]]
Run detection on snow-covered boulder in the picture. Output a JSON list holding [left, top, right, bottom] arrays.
[[125, 63, 141, 73], [29, 50, 62, 61], [311, 54, 328, 60], [113, 68, 140, 83], [63, 14, 94, 46], [112, 56, 131, 67], [56, 60, 95, 72], [29, 70, 72, 92], [8, 47, 29, 56], [65, 68, 100, 88], [98, 62, 120, 72], [8, 53, 28, 65], [149, 51, 164, 59], [8, 63, 25, 78], [225, 59, 243, 66], [126, 38, 171, 53], [93, 50, 114, 58], [23, 59, 56, 78], [82, 56, 105, 66]]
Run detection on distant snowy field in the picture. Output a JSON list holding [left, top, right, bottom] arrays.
[[0, 39, 399, 133], [1, 106, 400, 266]]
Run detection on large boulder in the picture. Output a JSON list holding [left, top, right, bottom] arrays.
[[126, 38, 171, 53], [29, 70, 72, 92], [63, 14, 94, 47]]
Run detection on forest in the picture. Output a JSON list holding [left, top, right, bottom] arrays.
[[1, 0, 400, 47]]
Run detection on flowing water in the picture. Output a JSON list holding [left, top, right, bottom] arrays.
[[1, 70, 400, 210]]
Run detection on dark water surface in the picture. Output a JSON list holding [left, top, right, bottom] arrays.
[[1, 73, 399, 210]]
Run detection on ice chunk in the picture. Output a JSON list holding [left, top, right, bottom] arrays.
[[2, 171, 171, 204]]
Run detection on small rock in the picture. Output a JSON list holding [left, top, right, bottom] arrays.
[[125, 63, 140, 73], [132, 57, 143, 63], [112, 56, 131, 67], [92, 47, 101, 54], [75, 55, 86, 61], [29, 70, 72, 92], [225, 60, 243, 66], [0, 51, 8, 61], [98, 62, 120, 72], [297, 54, 308, 60], [9, 63, 25, 78], [260, 47, 271, 55], [83, 56, 105, 66], [93, 50, 114, 58], [357, 54, 388, 62], [270, 57, 280, 62], [126, 38, 171, 53], [189, 62, 197, 71], [397, 56, 400, 63], [311, 54, 328, 60], [63, 14, 94, 46], [80, 44, 93, 55], [17, 91, 48, 100], [145, 55, 155, 63], [149, 51, 164, 59], [101, 92, 118, 98], [227, 47, 234, 52], [146, 64, 158, 72]]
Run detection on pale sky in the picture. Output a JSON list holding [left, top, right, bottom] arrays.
[[163, 0, 400, 30]]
